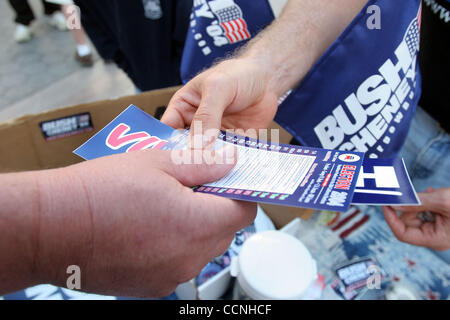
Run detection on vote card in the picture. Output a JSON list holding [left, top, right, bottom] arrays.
[[74, 104, 419, 211]]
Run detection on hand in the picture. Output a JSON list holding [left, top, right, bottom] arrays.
[[161, 58, 279, 145], [35, 148, 256, 298], [383, 187, 450, 251], [161, 0, 367, 143]]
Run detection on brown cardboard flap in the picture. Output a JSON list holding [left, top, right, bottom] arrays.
[[0, 86, 181, 173], [0, 121, 41, 172]]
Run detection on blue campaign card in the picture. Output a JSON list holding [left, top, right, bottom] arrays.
[[74, 105, 366, 212], [74, 105, 177, 160], [352, 158, 420, 205]]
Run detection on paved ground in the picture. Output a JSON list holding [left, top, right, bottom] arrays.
[[0, 0, 97, 111]]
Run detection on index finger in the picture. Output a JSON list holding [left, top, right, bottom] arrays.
[[161, 89, 199, 129]]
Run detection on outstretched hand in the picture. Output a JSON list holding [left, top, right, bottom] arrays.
[[162, 58, 279, 145]]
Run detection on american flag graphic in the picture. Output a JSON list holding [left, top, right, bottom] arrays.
[[404, 5, 422, 57], [209, 0, 251, 44]]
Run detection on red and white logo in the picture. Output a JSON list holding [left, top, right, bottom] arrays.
[[106, 123, 167, 153], [338, 154, 361, 163]]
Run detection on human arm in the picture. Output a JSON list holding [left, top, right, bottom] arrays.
[[162, 0, 368, 142], [0, 148, 256, 297]]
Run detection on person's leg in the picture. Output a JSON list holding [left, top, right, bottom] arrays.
[[8, 0, 35, 43], [8, 0, 35, 26]]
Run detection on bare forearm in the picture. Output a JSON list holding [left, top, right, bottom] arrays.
[[240, 0, 368, 95], [0, 172, 41, 294], [0, 168, 92, 295]]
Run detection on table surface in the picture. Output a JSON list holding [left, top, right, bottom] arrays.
[[294, 205, 450, 300]]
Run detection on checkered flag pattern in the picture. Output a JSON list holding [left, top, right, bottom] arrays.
[[404, 6, 422, 57]]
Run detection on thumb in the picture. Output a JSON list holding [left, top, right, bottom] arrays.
[[190, 73, 236, 147], [154, 145, 238, 187]]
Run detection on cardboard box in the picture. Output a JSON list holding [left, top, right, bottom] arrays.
[[0, 87, 178, 173], [0, 86, 314, 224]]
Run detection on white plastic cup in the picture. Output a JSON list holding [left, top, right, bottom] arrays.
[[230, 230, 318, 300]]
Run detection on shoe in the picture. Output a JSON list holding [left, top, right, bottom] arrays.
[[75, 52, 94, 67], [49, 12, 68, 31], [14, 24, 32, 43]]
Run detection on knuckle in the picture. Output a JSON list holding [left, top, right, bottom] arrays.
[[193, 109, 215, 124], [169, 89, 186, 106]]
